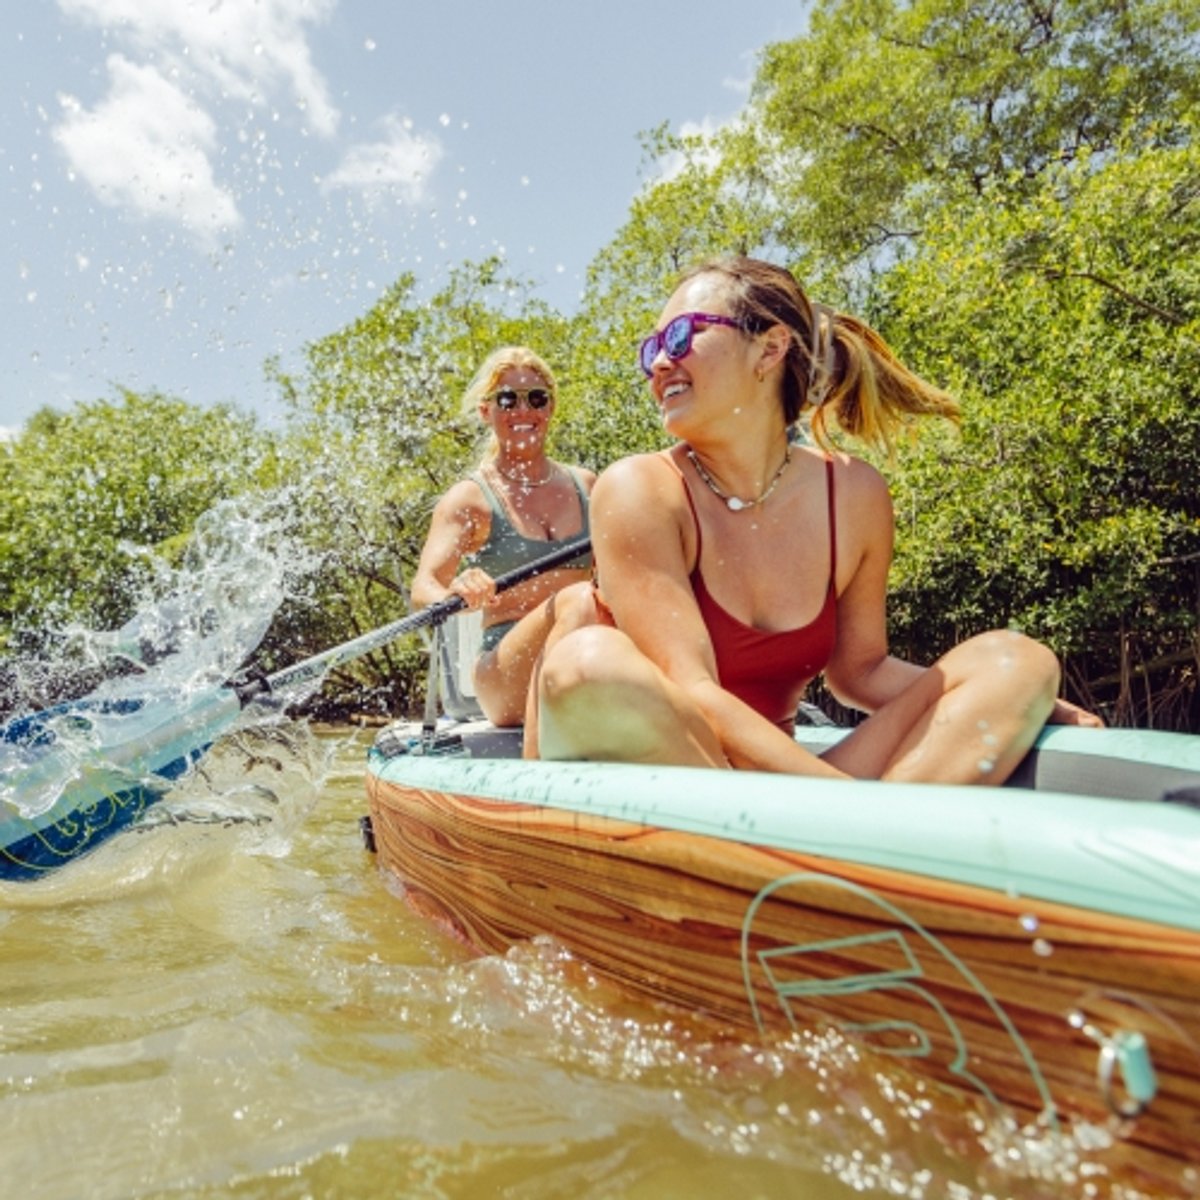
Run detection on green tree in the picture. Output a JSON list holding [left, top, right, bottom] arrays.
[[878, 132, 1200, 726], [748, 0, 1200, 283], [0, 390, 269, 650]]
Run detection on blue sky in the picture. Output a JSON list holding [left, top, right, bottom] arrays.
[[3, 2, 808, 436]]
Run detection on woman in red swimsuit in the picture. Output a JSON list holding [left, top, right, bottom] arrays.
[[531, 256, 1100, 780]]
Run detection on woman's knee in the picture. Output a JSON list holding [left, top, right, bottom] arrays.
[[539, 625, 632, 702], [537, 627, 662, 749], [545, 580, 602, 634], [980, 629, 1058, 679], [957, 629, 1060, 705]]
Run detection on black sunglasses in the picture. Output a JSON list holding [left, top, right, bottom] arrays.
[[487, 386, 553, 410]]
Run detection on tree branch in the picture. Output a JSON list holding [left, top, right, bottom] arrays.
[[1040, 268, 1187, 326]]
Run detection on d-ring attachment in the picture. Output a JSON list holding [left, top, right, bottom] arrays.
[[1071, 1013, 1157, 1119]]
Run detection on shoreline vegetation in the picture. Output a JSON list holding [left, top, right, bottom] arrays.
[[3, 1, 1198, 732]]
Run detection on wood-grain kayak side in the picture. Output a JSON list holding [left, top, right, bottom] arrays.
[[366, 767, 1200, 1192]]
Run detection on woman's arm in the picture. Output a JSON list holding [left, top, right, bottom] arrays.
[[410, 480, 490, 610], [821, 458, 925, 712]]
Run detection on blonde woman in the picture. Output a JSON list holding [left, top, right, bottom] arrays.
[[534, 257, 1099, 778], [411, 347, 594, 727]]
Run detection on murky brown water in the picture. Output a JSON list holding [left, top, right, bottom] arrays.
[[1, 725, 1188, 1199]]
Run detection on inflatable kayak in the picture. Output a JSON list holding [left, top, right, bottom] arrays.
[[365, 719, 1200, 1193]]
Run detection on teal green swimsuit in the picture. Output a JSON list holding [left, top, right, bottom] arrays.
[[467, 468, 592, 656]]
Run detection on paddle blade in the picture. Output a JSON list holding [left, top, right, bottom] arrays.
[[0, 687, 242, 880]]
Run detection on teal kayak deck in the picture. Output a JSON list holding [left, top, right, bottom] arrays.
[[369, 724, 1200, 933]]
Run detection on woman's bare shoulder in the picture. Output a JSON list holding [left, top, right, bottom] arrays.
[[593, 452, 688, 536], [595, 450, 679, 495], [430, 475, 492, 536], [814, 447, 891, 509], [564, 462, 599, 491], [817, 450, 894, 580], [436, 474, 489, 509]]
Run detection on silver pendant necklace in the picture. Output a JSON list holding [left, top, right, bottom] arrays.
[[493, 461, 554, 489], [685, 446, 792, 512]]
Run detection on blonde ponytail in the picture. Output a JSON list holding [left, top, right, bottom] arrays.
[[677, 256, 958, 453], [811, 312, 959, 453]]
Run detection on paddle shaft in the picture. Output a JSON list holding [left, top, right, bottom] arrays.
[[0, 536, 591, 878], [237, 534, 592, 704]]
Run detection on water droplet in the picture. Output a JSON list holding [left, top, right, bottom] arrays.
[[977, 757, 995, 774], [364, 38, 377, 51], [1032, 938, 1053, 957], [1019, 913, 1038, 933]]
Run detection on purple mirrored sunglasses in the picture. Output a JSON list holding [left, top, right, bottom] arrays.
[[638, 312, 743, 377]]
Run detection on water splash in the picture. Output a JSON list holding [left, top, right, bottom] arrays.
[[88, 494, 311, 692], [364, 935, 1148, 1198], [1, 491, 321, 825]]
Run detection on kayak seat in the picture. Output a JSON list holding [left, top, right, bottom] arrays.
[[437, 612, 485, 722]]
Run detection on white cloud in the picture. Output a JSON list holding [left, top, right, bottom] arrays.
[[51, 0, 343, 240], [322, 114, 443, 205], [652, 117, 726, 186], [54, 55, 240, 241], [50, 2, 445, 238], [57, 0, 340, 136], [721, 46, 762, 99], [640, 44, 759, 194]]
